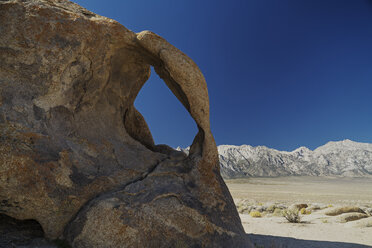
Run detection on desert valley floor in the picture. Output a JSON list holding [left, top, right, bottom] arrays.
[[226, 176, 372, 248]]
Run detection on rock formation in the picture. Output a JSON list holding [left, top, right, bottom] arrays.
[[0, 0, 251, 247]]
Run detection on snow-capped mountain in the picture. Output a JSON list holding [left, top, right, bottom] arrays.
[[218, 139, 372, 178], [177, 139, 372, 178]]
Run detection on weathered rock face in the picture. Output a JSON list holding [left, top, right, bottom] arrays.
[[0, 0, 251, 247]]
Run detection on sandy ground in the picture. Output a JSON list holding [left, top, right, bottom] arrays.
[[226, 176, 372, 205], [226, 177, 372, 248]]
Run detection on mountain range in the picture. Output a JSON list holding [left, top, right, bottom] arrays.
[[178, 139, 372, 178]]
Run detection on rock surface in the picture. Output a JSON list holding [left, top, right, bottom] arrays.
[[325, 206, 366, 216], [346, 217, 372, 228], [0, 0, 250, 247], [337, 213, 368, 223]]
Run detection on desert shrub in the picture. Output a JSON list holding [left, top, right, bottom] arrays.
[[273, 208, 283, 216], [236, 201, 252, 214], [236, 205, 245, 213], [283, 208, 301, 223], [238, 206, 252, 214], [300, 208, 311, 215], [250, 211, 262, 218], [267, 205, 276, 213], [363, 208, 372, 216]]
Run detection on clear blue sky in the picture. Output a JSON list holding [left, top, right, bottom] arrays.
[[74, 0, 372, 151]]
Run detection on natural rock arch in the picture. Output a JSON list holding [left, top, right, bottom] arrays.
[[123, 31, 218, 163], [0, 1, 252, 247]]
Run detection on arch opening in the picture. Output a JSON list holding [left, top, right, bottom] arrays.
[[134, 67, 198, 153]]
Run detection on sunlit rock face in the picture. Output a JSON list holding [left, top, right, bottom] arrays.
[[0, 1, 251, 247]]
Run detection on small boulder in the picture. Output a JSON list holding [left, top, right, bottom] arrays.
[[289, 203, 308, 211], [308, 203, 327, 211], [346, 217, 372, 227], [338, 213, 369, 223], [325, 206, 365, 216], [295, 204, 308, 210]]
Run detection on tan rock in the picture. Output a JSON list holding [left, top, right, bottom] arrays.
[[291, 203, 308, 210], [346, 217, 372, 227], [325, 206, 366, 216], [338, 213, 369, 223], [0, 0, 251, 247]]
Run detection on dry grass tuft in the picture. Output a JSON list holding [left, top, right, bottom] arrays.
[[250, 211, 262, 218]]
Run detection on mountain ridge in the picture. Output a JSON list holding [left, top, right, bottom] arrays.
[[177, 139, 372, 178]]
